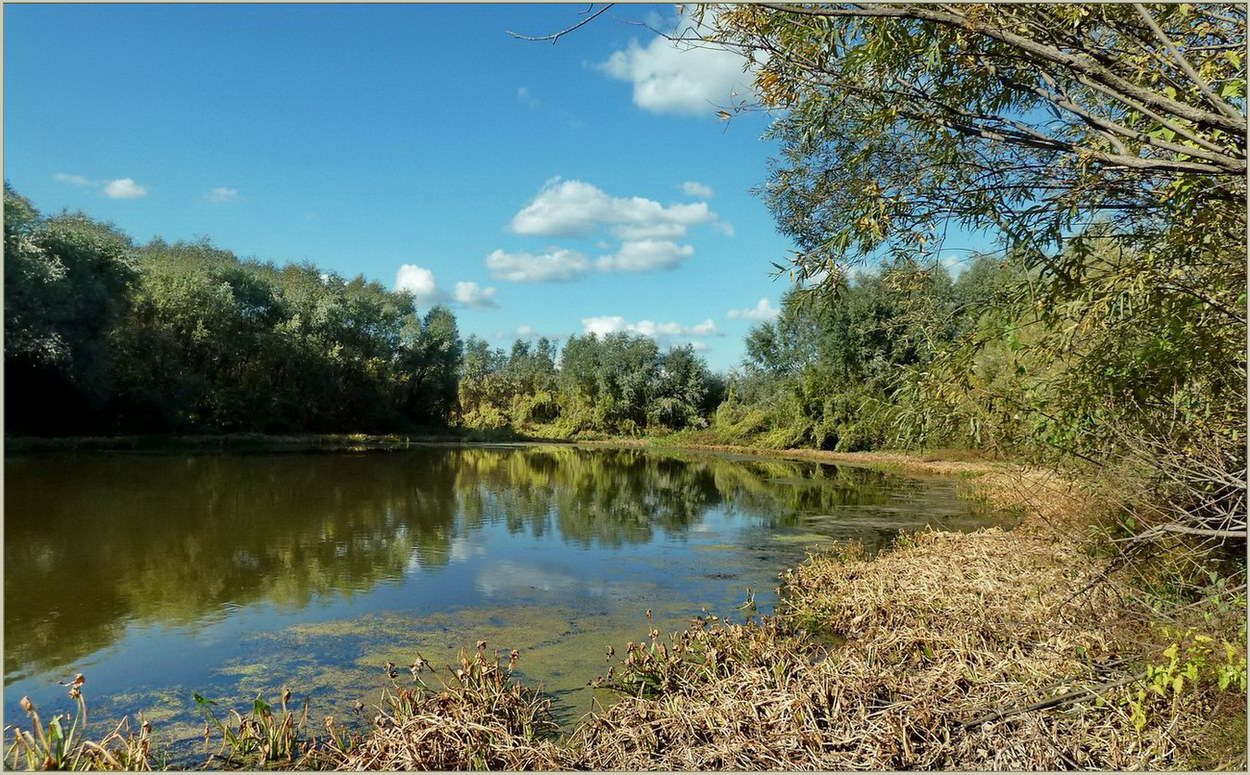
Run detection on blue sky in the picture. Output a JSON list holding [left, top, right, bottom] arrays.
[[4, 4, 979, 371]]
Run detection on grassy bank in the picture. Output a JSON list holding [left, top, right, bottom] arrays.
[[7, 448, 1245, 770]]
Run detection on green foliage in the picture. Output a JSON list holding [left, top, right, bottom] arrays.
[[3, 187, 465, 435], [4, 185, 138, 434], [458, 333, 720, 438], [698, 4, 1245, 540], [715, 257, 1004, 452], [1122, 625, 1248, 732]]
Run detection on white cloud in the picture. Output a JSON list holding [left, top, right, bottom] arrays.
[[485, 247, 590, 283], [713, 221, 735, 237], [53, 173, 94, 187], [453, 281, 499, 309], [396, 266, 500, 308], [54, 173, 151, 201], [509, 178, 714, 240], [395, 264, 443, 304], [598, 22, 754, 116], [596, 240, 694, 273], [727, 298, 780, 321], [102, 178, 148, 199], [581, 316, 719, 341], [516, 86, 540, 108], [687, 319, 719, 336], [681, 181, 714, 198], [207, 187, 239, 202], [941, 252, 968, 279]]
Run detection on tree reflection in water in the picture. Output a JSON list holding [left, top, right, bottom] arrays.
[[4, 446, 972, 681]]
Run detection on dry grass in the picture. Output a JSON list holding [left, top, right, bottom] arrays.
[[316, 646, 562, 771], [5, 679, 159, 771], [555, 465, 1245, 771], [9, 453, 1242, 771], [561, 532, 1153, 769]]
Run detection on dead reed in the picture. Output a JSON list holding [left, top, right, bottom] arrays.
[[7, 463, 1243, 771], [315, 644, 561, 771], [5, 676, 158, 771]]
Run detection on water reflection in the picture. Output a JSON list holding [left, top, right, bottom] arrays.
[[4, 446, 976, 683]]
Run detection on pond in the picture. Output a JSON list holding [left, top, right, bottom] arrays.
[[4, 444, 1000, 761]]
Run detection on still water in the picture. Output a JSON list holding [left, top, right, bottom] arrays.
[[4, 444, 998, 756]]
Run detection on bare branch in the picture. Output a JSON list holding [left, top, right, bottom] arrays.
[[507, 4, 614, 44]]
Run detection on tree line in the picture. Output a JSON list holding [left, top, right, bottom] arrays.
[[459, 333, 723, 437], [3, 185, 725, 437], [5, 185, 462, 436]]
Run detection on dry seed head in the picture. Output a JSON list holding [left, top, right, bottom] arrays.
[[476, 640, 487, 651], [19, 696, 34, 713]]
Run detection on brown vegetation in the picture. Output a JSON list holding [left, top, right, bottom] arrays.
[[7, 452, 1244, 771]]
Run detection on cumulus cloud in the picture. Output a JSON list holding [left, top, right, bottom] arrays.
[[453, 281, 499, 309], [581, 315, 719, 341], [713, 221, 735, 237], [485, 247, 590, 283], [681, 181, 714, 198], [102, 178, 148, 199], [54, 173, 149, 200], [727, 298, 780, 321], [596, 240, 694, 273], [395, 264, 443, 304], [396, 265, 501, 309], [509, 178, 714, 240], [207, 187, 239, 202], [597, 21, 754, 116]]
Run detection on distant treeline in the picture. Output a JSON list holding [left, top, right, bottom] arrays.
[[3, 185, 725, 437], [7, 180, 1242, 475], [458, 334, 723, 437], [5, 185, 461, 435]]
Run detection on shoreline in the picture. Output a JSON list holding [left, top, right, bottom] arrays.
[[4, 442, 1244, 770]]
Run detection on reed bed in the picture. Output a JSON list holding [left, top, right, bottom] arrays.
[[7, 465, 1243, 770], [316, 645, 562, 771]]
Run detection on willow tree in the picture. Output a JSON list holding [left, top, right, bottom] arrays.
[[672, 3, 1245, 538]]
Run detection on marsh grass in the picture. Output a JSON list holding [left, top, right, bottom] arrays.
[[7, 460, 1244, 771], [6, 677, 158, 771]]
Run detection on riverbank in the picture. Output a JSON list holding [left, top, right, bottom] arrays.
[[2, 430, 532, 454], [562, 456, 1246, 769], [6, 446, 1245, 770]]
